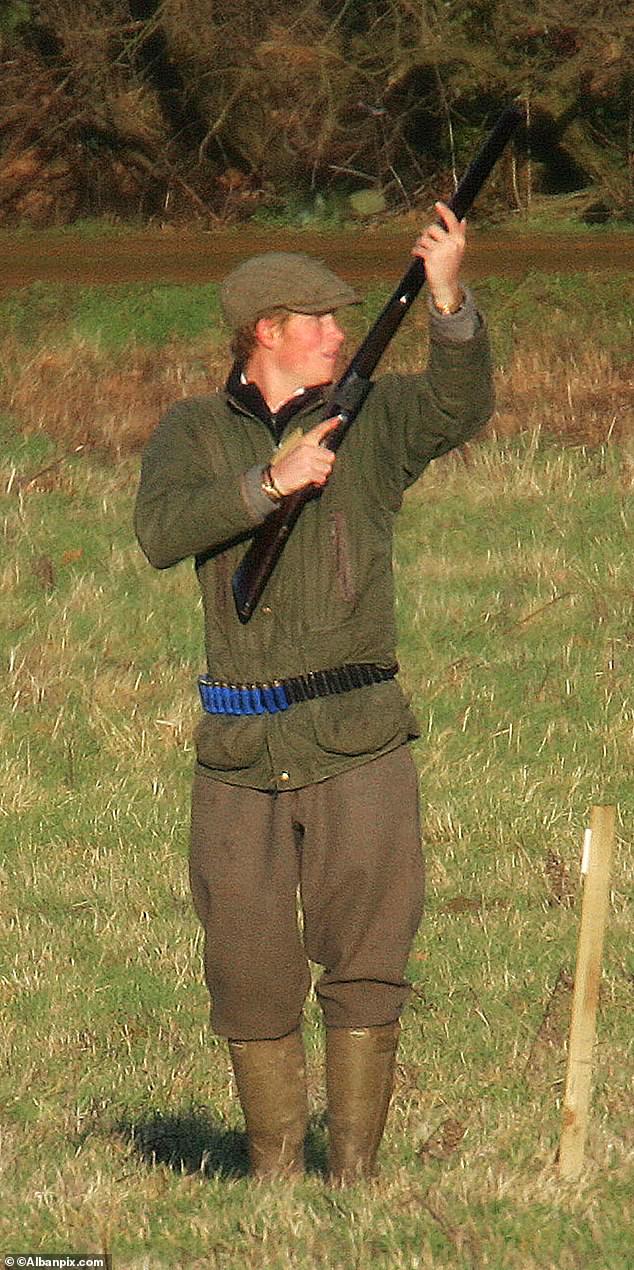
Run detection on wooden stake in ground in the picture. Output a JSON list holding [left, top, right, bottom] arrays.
[[559, 805, 615, 1178]]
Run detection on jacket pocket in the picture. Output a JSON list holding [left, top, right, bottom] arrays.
[[311, 678, 419, 757], [194, 713, 266, 772], [330, 510, 357, 605]]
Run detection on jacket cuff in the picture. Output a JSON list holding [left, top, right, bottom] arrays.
[[427, 285, 481, 343], [240, 464, 276, 523]]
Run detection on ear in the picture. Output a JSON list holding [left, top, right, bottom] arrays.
[[254, 316, 280, 350]]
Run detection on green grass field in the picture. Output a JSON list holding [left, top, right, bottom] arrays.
[[1, 269, 633, 1268]]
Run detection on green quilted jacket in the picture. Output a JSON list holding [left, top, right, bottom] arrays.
[[134, 317, 493, 790]]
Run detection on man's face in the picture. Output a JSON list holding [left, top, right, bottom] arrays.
[[271, 311, 346, 388]]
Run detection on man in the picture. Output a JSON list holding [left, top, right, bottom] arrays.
[[134, 204, 494, 1183]]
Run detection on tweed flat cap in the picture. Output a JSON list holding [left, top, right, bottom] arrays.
[[220, 252, 360, 329]]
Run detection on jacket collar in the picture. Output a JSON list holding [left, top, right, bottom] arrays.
[[225, 361, 328, 440]]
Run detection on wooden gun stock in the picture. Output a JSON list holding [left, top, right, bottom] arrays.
[[232, 104, 524, 623]]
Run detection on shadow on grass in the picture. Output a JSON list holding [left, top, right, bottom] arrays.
[[116, 1107, 328, 1180]]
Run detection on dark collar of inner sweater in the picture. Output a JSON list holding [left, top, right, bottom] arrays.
[[226, 362, 328, 443]]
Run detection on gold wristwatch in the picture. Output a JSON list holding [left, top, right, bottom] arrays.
[[432, 288, 465, 316], [261, 463, 285, 502]]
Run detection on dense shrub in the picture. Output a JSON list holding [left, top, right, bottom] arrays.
[[0, 0, 632, 225]]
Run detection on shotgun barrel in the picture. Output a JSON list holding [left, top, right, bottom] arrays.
[[232, 104, 524, 623]]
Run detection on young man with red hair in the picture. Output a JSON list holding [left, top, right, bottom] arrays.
[[134, 205, 493, 1182]]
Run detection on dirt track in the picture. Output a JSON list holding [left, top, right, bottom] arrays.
[[1, 228, 632, 288]]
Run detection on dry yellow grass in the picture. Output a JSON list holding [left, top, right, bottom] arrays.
[[492, 344, 633, 447], [0, 338, 224, 457]]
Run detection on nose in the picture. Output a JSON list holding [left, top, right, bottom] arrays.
[[323, 314, 345, 344]]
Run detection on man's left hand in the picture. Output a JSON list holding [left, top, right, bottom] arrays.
[[412, 201, 466, 313]]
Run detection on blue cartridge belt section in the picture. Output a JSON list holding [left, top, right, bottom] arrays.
[[198, 661, 398, 716]]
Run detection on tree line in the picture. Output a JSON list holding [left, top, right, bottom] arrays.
[[1, 0, 632, 227]]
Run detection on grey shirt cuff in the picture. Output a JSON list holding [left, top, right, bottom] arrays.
[[426, 285, 481, 342], [240, 464, 277, 524]]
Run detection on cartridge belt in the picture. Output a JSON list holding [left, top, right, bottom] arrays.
[[198, 661, 398, 716]]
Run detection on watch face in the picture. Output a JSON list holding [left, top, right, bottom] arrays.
[[434, 289, 465, 315], [262, 468, 283, 501]]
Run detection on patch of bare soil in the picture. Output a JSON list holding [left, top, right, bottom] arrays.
[[0, 227, 633, 290]]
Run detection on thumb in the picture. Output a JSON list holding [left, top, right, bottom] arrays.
[[309, 414, 342, 445]]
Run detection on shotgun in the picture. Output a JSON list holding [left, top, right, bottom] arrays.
[[232, 104, 523, 623]]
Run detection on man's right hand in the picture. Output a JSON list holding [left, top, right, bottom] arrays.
[[269, 415, 340, 495]]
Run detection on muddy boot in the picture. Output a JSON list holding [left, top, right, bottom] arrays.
[[228, 1028, 308, 1178], [326, 1021, 400, 1184]]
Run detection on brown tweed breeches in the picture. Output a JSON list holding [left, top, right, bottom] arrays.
[[189, 745, 425, 1040]]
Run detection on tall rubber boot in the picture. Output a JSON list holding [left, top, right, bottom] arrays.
[[326, 1021, 400, 1184], [228, 1028, 308, 1178]]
